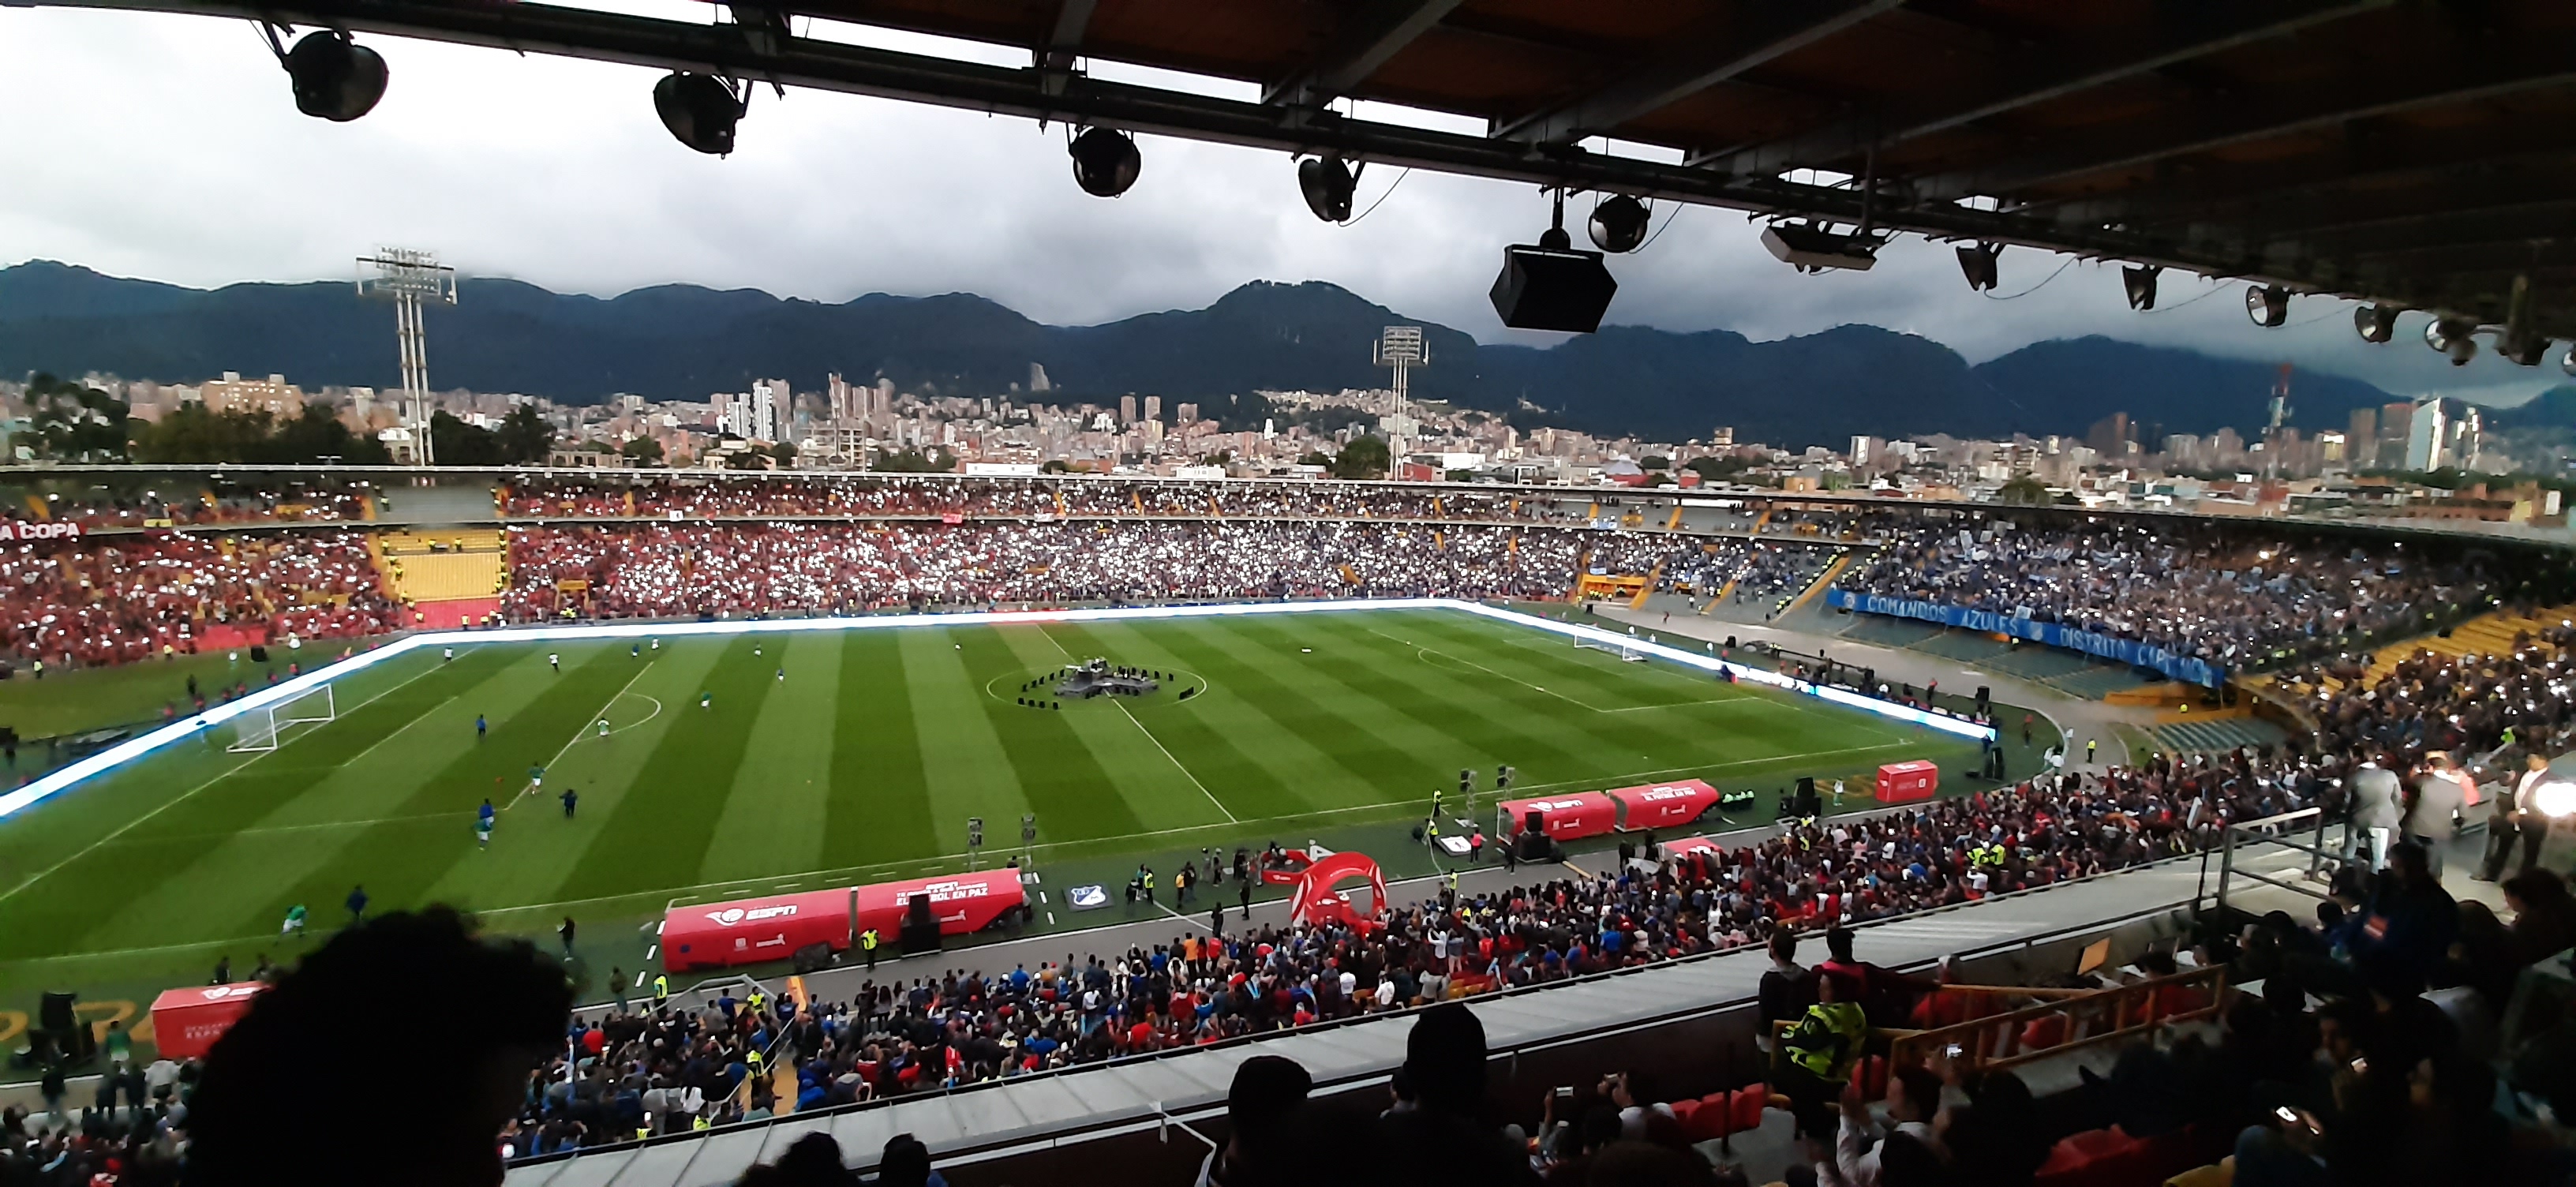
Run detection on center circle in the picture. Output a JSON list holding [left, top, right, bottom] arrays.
[[984, 660, 1209, 710]]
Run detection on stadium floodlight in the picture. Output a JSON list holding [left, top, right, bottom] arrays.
[[1298, 154, 1360, 222], [655, 72, 746, 155], [2245, 284, 2290, 328], [1069, 126, 1141, 197], [2354, 304, 2402, 344], [2122, 264, 2161, 310], [274, 29, 388, 122], [1956, 242, 2002, 292], [1760, 223, 1878, 272], [2561, 342, 2576, 376], [1587, 194, 1651, 253], [2424, 316, 2480, 366]]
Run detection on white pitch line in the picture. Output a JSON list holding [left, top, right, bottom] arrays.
[[510, 659, 655, 811], [1033, 624, 1239, 826], [0, 654, 452, 908]]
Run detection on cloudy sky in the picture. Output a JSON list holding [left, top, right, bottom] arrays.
[[2, 3, 2558, 404]]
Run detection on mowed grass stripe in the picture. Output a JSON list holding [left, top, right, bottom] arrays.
[[1163, 616, 1456, 803], [897, 629, 1032, 854], [1388, 614, 1815, 764], [698, 635, 841, 882], [822, 632, 936, 867], [1000, 624, 1241, 826], [1219, 616, 1600, 785], [1042, 621, 1336, 815], [556, 638, 781, 901], [0, 651, 507, 960], [949, 627, 1148, 841], [230, 646, 645, 933]]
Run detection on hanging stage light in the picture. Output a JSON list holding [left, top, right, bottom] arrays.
[[1297, 155, 1358, 223], [654, 72, 743, 155], [1492, 191, 1618, 333], [1587, 195, 1651, 253], [2245, 284, 2290, 328], [2121, 264, 2161, 310], [1069, 126, 1141, 197], [1956, 243, 2002, 292], [2353, 304, 2402, 344], [2424, 316, 2480, 366], [283, 30, 387, 122], [2503, 332, 2554, 368], [2563, 343, 2576, 377]]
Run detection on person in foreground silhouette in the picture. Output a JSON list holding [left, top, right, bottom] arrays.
[[184, 906, 571, 1187]]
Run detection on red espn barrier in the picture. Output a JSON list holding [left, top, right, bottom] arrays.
[[1660, 835, 1721, 859], [853, 869, 1025, 941], [1498, 792, 1619, 841], [149, 981, 267, 1059], [1604, 779, 1720, 830], [663, 888, 854, 973], [663, 871, 1027, 973]]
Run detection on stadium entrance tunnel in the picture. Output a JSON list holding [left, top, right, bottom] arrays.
[[985, 661, 1207, 711]]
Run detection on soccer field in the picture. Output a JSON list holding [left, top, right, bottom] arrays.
[[0, 605, 1995, 1017]]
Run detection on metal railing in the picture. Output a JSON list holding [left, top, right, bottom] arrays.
[[1889, 965, 2233, 1073], [2198, 805, 2350, 919]]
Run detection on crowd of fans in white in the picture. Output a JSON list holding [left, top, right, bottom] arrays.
[[1834, 515, 2489, 665]]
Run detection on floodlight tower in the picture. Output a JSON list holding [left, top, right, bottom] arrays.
[[357, 247, 458, 466], [1374, 324, 1427, 464]]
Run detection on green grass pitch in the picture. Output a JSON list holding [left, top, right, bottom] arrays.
[[0, 607, 1992, 1023]]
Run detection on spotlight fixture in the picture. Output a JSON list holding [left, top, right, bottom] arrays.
[[2424, 316, 2479, 366], [2562, 343, 2576, 377], [1587, 195, 1651, 253], [2353, 304, 2402, 344], [1761, 222, 1879, 272], [2503, 332, 2553, 368], [1491, 191, 1618, 333], [2121, 264, 2160, 311], [654, 72, 744, 155], [1068, 126, 1140, 198], [1297, 155, 1360, 223], [2245, 284, 2290, 328], [1956, 242, 2002, 292], [280, 29, 387, 122]]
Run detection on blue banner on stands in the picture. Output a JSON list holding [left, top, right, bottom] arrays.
[[1825, 590, 2226, 687]]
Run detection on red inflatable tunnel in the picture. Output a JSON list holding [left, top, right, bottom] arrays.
[[1659, 835, 1721, 859], [853, 869, 1026, 942], [1289, 851, 1390, 929], [663, 888, 853, 973], [1498, 792, 1619, 841], [149, 982, 268, 1059], [1607, 779, 1720, 830]]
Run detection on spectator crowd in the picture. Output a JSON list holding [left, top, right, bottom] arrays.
[[1835, 515, 2488, 668], [0, 532, 400, 670]]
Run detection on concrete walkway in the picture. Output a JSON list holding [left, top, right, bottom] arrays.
[[1589, 599, 2166, 777]]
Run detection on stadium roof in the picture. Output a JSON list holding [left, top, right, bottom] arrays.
[[55, 0, 2576, 346]]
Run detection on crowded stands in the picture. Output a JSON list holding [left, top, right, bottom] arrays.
[[0, 532, 400, 669], [1836, 516, 2489, 668], [1, 482, 373, 532]]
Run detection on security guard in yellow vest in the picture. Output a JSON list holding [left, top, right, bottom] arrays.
[[692, 1114, 711, 1132], [746, 1047, 764, 1078], [746, 989, 766, 1018], [1142, 868, 1155, 904], [652, 974, 670, 1009], [861, 928, 880, 970], [1776, 972, 1868, 1139]]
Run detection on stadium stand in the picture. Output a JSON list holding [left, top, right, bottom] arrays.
[[0, 532, 399, 668]]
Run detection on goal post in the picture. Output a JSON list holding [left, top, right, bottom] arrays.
[[229, 683, 338, 752], [1573, 637, 1647, 663]]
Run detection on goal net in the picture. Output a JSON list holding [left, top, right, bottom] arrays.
[[1574, 637, 1647, 663], [230, 683, 338, 752]]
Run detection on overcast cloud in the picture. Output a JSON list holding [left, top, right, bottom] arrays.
[[1, 5, 2556, 405]]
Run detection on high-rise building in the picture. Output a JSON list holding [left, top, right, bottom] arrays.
[[200, 371, 305, 418], [1177, 403, 1199, 425], [828, 373, 860, 422], [2346, 406, 2378, 469], [2085, 412, 2132, 459], [2379, 402, 2415, 464], [1119, 395, 1138, 425], [721, 380, 787, 443], [2403, 399, 2447, 470], [1143, 395, 1162, 422]]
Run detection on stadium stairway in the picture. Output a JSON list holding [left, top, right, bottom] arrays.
[[376, 530, 510, 608], [2348, 601, 2576, 686], [2144, 713, 2288, 758]]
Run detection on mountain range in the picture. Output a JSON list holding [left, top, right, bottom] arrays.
[[0, 260, 2415, 448]]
